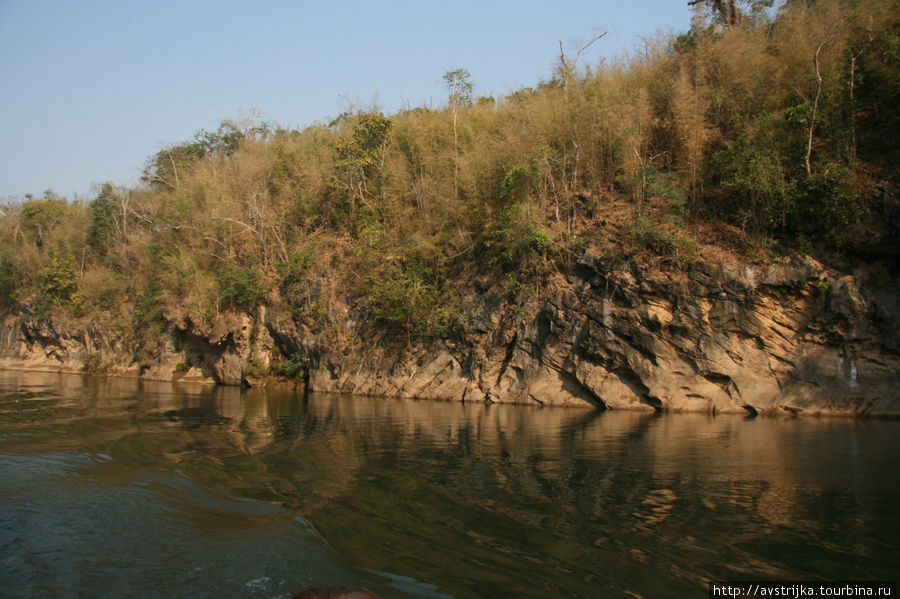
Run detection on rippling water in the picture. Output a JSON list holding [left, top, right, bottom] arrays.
[[0, 371, 897, 598]]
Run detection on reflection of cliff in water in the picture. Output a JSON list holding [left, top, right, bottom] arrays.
[[290, 396, 897, 594], [1, 371, 896, 598]]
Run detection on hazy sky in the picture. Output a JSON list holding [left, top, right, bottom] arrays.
[[0, 0, 693, 200]]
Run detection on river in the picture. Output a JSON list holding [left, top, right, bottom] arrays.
[[0, 370, 897, 598]]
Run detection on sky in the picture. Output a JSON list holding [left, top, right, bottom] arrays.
[[0, 0, 693, 201]]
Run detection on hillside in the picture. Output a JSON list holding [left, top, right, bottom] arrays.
[[1, 0, 898, 414]]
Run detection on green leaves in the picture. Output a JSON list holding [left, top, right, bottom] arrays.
[[444, 68, 474, 109], [334, 112, 393, 172], [19, 193, 69, 248], [355, 223, 456, 338], [331, 112, 394, 213], [714, 120, 800, 231], [499, 163, 541, 205], [275, 352, 308, 380], [37, 255, 79, 308], [486, 162, 559, 269], [86, 183, 122, 256], [217, 265, 266, 312], [141, 120, 250, 191], [626, 217, 699, 268]]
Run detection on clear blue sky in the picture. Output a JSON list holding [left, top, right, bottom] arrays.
[[0, 0, 693, 200]]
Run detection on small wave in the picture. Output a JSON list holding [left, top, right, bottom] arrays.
[[245, 576, 272, 590]]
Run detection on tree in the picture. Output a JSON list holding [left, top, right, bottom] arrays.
[[86, 184, 119, 254], [800, 13, 845, 177], [37, 254, 79, 307], [689, 0, 774, 28], [18, 191, 69, 248], [671, 68, 715, 209], [553, 30, 607, 196], [333, 111, 393, 213], [141, 121, 249, 190], [142, 140, 205, 191], [557, 31, 606, 100], [443, 69, 474, 201]]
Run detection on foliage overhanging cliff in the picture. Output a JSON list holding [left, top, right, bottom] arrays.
[[1, 0, 899, 413]]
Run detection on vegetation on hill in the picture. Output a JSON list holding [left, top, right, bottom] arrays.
[[1, 0, 897, 353]]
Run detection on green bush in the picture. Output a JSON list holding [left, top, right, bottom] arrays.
[[244, 359, 270, 377], [37, 255, 79, 308], [218, 266, 266, 312], [366, 257, 440, 329], [276, 249, 314, 290], [626, 217, 698, 269], [275, 353, 307, 380], [485, 207, 559, 268], [0, 254, 19, 308], [133, 284, 165, 325], [83, 352, 110, 374]]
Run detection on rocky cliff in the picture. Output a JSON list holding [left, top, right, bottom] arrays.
[[306, 252, 900, 416], [2, 251, 898, 416]]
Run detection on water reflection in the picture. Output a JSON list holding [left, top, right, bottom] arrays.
[[1, 371, 898, 599]]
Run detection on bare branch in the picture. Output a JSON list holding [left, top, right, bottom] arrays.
[[211, 216, 260, 236], [558, 30, 607, 99]]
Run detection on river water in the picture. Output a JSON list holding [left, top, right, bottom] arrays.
[[0, 371, 897, 598]]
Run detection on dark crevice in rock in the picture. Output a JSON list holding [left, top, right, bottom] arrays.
[[559, 369, 607, 410], [641, 395, 664, 412], [497, 331, 518, 385], [702, 372, 739, 399]]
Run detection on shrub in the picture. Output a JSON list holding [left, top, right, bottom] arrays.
[[80, 267, 125, 311], [83, 352, 110, 374], [366, 257, 440, 330], [626, 217, 698, 268], [0, 254, 19, 308], [275, 353, 307, 380], [485, 204, 559, 268], [218, 266, 266, 312], [244, 359, 270, 377], [276, 249, 314, 290], [37, 255, 80, 308]]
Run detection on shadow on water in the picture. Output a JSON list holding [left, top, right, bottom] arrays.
[[1, 370, 899, 598]]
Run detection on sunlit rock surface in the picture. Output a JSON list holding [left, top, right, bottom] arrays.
[[308, 254, 899, 415], [2, 252, 898, 415]]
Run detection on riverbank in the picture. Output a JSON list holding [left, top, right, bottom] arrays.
[[3, 242, 898, 417]]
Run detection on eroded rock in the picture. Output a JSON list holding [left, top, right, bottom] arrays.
[[1, 253, 898, 416]]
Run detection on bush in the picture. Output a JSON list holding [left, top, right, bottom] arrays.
[[218, 266, 266, 312], [626, 217, 698, 269], [83, 352, 111, 374], [275, 353, 307, 380], [244, 359, 270, 377], [80, 267, 125, 311], [0, 254, 19, 308], [366, 257, 440, 330], [37, 255, 80, 308], [276, 249, 314, 291], [485, 205, 559, 268]]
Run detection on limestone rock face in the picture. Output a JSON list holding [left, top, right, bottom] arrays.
[[0, 312, 263, 387], [140, 313, 254, 386], [307, 254, 900, 416], [0, 313, 139, 378], [1, 252, 898, 416]]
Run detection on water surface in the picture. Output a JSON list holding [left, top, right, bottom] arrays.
[[0, 371, 897, 598]]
